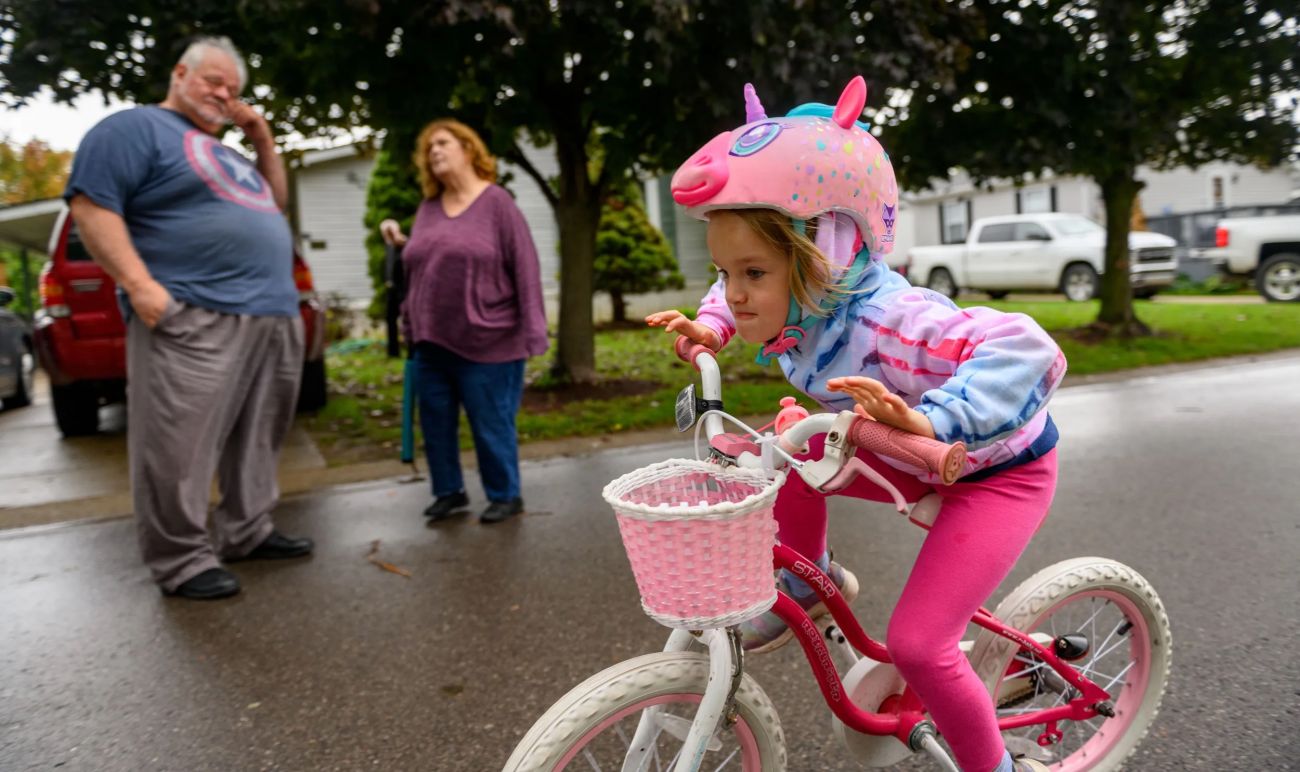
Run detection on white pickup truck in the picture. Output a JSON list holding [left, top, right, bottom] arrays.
[[901, 213, 1179, 301], [1198, 215, 1300, 302]]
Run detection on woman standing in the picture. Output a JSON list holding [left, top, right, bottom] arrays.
[[380, 119, 548, 524]]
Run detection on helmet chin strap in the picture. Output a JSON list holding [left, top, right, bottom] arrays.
[[756, 237, 872, 365]]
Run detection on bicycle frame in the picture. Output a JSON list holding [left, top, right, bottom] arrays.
[[768, 542, 1115, 746], [639, 541, 1115, 772]]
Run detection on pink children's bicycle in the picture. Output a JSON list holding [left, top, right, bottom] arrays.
[[503, 345, 1170, 772]]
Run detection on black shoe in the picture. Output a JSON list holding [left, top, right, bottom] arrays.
[[229, 530, 314, 561], [165, 567, 241, 600], [480, 498, 524, 524], [424, 491, 470, 522]]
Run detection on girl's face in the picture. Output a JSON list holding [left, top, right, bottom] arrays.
[[706, 211, 791, 344]]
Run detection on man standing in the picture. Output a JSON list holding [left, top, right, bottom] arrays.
[[65, 37, 312, 600]]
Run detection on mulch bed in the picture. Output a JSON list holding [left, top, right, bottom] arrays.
[[522, 379, 664, 412]]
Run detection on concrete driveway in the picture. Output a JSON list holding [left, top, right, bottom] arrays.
[[0, 372, 343, 529]]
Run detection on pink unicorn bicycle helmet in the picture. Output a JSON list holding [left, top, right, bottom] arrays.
[[669, 76, 899, 363]]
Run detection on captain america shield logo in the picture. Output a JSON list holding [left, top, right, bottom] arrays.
[[183, 130, 279, 213]]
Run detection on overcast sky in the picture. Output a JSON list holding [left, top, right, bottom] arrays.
[[0, 88, 133, 151]]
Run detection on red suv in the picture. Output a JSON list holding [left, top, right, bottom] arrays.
[[33, 207, 327, 437]]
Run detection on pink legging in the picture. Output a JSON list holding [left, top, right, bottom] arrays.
[[777, 435, 1058, 772]]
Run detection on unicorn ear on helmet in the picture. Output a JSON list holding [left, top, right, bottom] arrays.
[[744, 83, 767, 123], [832, 76, 868, 129]]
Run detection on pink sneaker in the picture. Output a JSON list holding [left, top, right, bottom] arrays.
[[739, 561, 859, 654]]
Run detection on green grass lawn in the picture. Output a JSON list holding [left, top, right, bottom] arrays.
[[303, 300, 1300, 465]]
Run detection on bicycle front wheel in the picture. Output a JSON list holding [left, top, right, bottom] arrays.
[[502, 651, 786, 772], [968, 557, 1172, 772]]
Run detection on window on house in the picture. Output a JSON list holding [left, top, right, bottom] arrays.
[[1211, 176, 1226, 209], [940, 200, 969, 244], [1019, 186, 1053, 214]]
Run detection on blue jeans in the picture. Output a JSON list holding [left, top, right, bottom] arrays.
[[413, 342, 525, 503]]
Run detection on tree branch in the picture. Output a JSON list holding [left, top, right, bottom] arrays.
[[504, 139, 558, 209]]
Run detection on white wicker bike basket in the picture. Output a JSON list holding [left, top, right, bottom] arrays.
[[601, 458, 785, 629]]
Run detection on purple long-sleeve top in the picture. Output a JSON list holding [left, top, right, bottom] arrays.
[[401, 185, 549, 363]]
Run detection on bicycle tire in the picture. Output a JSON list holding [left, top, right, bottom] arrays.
[[502, 651, 786, 771], [968, 557, 1172, 772]]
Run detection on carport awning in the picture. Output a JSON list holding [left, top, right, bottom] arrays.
[[0, 198, 64, 254]]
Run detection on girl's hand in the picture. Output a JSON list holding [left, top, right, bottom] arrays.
[[827, 376, 936, 439], [380, 219, 408, 247], [645, 310, 721, 351]]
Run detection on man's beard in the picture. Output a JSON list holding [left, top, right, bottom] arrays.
[[179, 90, 230, 128]]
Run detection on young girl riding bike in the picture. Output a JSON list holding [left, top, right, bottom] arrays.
[[646, 76, 1067, 772]]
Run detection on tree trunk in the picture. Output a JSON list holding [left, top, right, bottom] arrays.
[[547, 125, 603, 384], [1094, 172, 1150, 337], [610, 290, 627, 324], [552, 197, 602, 385]]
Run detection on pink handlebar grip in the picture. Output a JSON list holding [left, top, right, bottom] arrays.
[[674, 336, 715, 370], [848, 418, 967, 485]]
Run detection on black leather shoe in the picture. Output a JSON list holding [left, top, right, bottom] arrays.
[[424, 491, 470, 522], [166, 567, 241, 600], [480, 498, 524, 524], [230, 530, 314, 561]]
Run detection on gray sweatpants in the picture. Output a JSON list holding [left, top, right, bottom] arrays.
[[127, 300, 304, 592]]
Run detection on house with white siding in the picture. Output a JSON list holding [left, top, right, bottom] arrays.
[[290, 142, 716, 322], [291, 137, 1298, 317]]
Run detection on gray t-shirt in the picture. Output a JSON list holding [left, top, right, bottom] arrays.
[[64, 106, 297, 317]]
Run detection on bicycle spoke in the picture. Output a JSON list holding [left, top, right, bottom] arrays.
[[1069, 597, 1107, 637], [1000, 705, 1058, 716], [1090, 599, 1099, 655], [1100, 660, 1136, 693], [1082, 616, 1126, 673], [1003, 657, 1050, 682], [711, 748, 740, 771], [583, 747, 601, 771], [1075, 666, 1121, 686]]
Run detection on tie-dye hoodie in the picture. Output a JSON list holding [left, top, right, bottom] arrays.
[[694, 259, 1067, 482]]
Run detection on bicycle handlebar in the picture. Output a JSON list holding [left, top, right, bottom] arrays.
[[675, 335, 716, 369], [675, 338, 967, 485], [848, 417, 966, 485]]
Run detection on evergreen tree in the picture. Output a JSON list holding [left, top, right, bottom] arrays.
[[361, 143, 421, 319], [594, 181, 682, 324]]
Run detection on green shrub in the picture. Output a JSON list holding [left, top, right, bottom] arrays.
[[593, 180, 684, 322], [362, 144, 422, 320]]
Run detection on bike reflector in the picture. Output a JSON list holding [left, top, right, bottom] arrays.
[[674, 384, 697, 432]]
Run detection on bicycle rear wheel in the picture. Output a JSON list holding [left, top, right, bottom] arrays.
[[969, 558, 1172, 772], [503, 651, 786, 771]]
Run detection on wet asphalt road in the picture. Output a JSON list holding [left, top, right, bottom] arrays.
[[2, 354, 1297, 771]]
